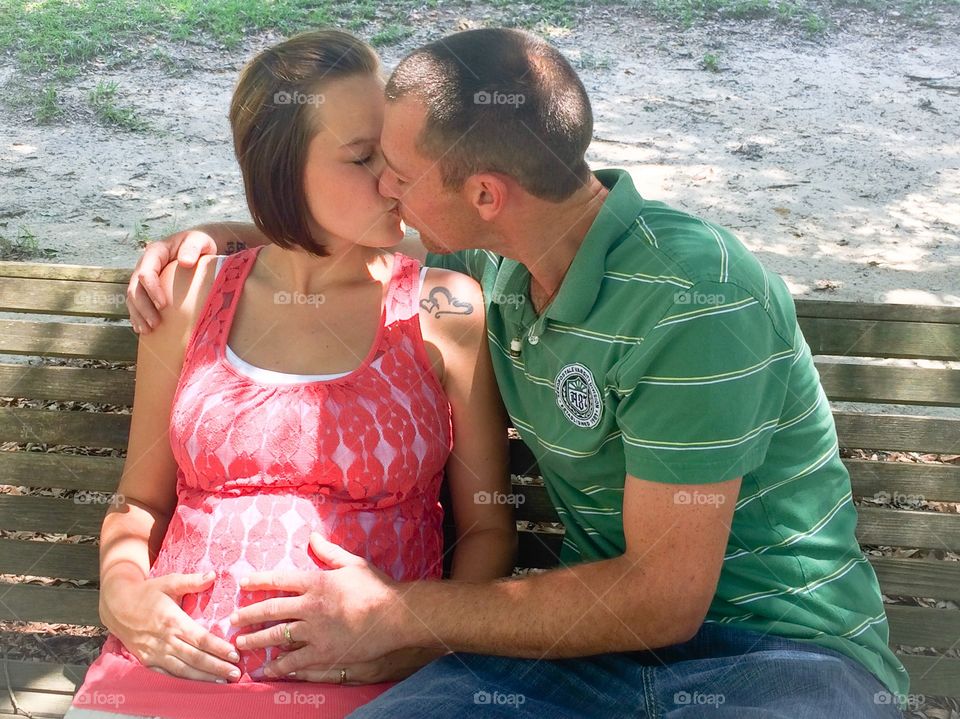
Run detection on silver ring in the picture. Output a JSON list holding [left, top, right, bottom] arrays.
[[283, 623, 293, 644]]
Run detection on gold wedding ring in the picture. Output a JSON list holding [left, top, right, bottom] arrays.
[[339, 667, 347, 684], [283, 622, 293, 644]]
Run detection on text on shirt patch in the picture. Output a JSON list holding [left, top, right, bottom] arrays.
[[555, 363, 603, 428]]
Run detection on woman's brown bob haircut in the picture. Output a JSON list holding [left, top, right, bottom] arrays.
[[229, 30, 379, 256]]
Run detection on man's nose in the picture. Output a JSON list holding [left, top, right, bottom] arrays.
[[378, 168, 398, 200]]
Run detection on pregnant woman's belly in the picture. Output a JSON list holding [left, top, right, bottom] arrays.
[[148, 490, 442, 681]]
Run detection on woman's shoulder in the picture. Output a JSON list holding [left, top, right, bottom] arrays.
[[157, 254, 221, 333], [415, 262, 486, 347]]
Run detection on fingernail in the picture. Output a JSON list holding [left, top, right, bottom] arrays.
[[215, 679, 227, 684], [287, 672, 297, 678], [229, 669, 241, 680], [228, 651, 240, 662]]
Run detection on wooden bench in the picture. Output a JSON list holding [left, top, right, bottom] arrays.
[[0, 260, 957, 717]]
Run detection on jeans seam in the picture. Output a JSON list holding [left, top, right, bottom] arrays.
[[641, 664, 659, 718]]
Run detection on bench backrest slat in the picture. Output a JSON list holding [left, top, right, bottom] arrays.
[[797, 317, 959, 360], [0, 319, 137, 361], [0, 453, 122, 492], [0, 364, 136, 406], [0, 407, 130, 449], [0, 277, 128, 318]]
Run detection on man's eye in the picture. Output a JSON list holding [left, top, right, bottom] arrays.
[[352, 155, 372, 165]]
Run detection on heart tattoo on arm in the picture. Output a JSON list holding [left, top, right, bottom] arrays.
[[419, 287, 474, 318]]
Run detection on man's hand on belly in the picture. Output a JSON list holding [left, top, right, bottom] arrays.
[[229, 533, 407, 676]]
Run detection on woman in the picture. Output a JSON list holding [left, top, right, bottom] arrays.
[[65, 29, 516, 719]]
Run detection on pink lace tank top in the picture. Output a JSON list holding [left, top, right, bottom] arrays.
[[104, 247, 452, 681]]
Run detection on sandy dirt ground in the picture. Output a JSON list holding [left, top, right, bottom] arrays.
[[1, 7, 958, 308]]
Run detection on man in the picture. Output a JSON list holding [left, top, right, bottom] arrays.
[[128, 28, 906, 717]]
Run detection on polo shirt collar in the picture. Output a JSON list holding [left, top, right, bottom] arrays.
[[491, 169, 644, 323]]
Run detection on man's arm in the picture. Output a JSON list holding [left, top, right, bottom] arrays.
[[232, 472, 738, 670], [382, 473, 738, 658], [126, 222, 267, 333], [126, 223, 425, 332]]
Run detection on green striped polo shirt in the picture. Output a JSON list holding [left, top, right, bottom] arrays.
[[425, 168, 908, 701]]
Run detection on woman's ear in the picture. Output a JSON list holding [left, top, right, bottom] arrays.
[[463, 173, 508, 222]]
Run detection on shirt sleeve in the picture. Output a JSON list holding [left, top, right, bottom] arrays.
[[424, 250, 488, 282], [613, 281, 796, 484]]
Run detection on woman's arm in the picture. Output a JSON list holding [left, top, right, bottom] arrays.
[[419, 267, 517, 582], [100, 256, 242, 683]]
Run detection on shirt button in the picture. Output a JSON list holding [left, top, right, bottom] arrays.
[[528, 335, 540, 345]]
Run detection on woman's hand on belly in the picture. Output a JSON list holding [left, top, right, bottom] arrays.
[[101, 571, 243, 683], [288, 647, 447, 685]]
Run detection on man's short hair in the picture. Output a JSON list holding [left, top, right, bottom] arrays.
[[229, 30, 379, 256], [385, 28, 593, 202]]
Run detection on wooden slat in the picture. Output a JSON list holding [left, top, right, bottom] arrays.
[[816, 363, 960, 407], [512, 482, 560, 524], [834, 411, 960, 455], [847, 459, 960, 504], [0, 364, 135, 405], [509, 437, 539, 477], [0, 262, 132, 283], [0, 540, 99, 581], [0, 407, 130, 448], [0, 690, 75, 718], [886, 604, 960, 649], [856, 508, 960, 551], [899, 653, 960, 697], [798, 317, 959, 360], [0, 277, 128, 318], [869, 557, 960, 601], [0, 659, 87, 693], [0, 453, 122, 492], [795, 299, 960, 325], [0, 320, 136, 361], [517, 528, 564, 569], [0, 496, 108, 535], [0, 583, 100, 625]]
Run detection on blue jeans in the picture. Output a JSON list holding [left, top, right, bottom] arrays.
[[347, 623, 903, 718]]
